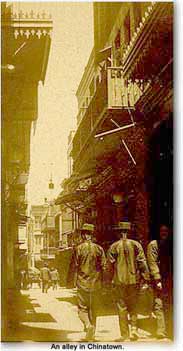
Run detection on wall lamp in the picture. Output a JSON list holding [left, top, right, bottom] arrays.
[[2, 64, 15, 71], [112, 192, 124, 204]]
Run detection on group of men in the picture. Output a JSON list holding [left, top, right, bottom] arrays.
[[74, 222, 172, 342], [20, 266, 60, 292], [40, 265, 60, 293]]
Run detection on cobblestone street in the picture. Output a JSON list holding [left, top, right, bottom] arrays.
[[6, 285, 171, 343]]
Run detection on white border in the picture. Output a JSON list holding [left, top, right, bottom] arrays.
[[1, 1, 182, 351]]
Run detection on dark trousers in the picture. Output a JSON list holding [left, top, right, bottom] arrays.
[[164, 291, 173, 339], [77, 288, 101, 328], [155, 280, 173, 338], [152, 276, 173, 338], [42, 280, 49, 293], [153, 288, 166, 336], [52, 281, 58, 290], [115, 284, 138, 339]]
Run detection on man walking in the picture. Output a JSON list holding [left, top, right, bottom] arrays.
[[107, 221, 150, 341], [50, 267, 59, 290], [40, 263, 51, 293], [147, 225, 173, 339], [20, 270, 27, 290], [75, 223, 106, 341]]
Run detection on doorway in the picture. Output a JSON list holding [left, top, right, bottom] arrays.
[[149, 114, 173, 240]]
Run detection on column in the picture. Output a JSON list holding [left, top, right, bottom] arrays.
[[59, 213, 62, 243]]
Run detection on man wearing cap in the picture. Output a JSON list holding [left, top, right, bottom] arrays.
[[107, 221, 150, 341], [75, 223, 106, 341]]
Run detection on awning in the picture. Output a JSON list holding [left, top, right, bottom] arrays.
[[55, 189, 87, 209], [66, 170, 96, 188], [17, 213, 30, 225], [96, 45, 112, 64], [55, 187, 97, 213]]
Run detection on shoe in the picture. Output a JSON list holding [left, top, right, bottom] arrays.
[[130, 328, 139, 341], [156, 333, 167, 339], [115, 336, 129, 342], [85, 325, 95, 341]]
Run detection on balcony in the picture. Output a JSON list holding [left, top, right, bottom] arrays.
[[2, 5, 53, 121], [72, 67, 147, 166], [40, 247, 56, 260], [41, 215, 55, 232], [122, 2, 173, 80]]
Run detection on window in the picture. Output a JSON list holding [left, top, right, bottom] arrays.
[[114, 30, 122, 66], [35, 236, 42, 246], [96, 75, 100, 87], [124, 11, 131, 46], [35, 216, 41, 229], [133, 3, 142, 29], [89, 79, 95, 97], [115, 30, 121, 49]]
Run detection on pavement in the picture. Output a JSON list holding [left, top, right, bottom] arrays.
[[5, 285, 172, 343]]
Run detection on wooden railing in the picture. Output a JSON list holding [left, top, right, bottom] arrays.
[[41, 215, 55, 232], [71, 67, 147, 164], [40, 247, 56, 258]]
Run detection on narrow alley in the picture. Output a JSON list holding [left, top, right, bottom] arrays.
[[6, 285, 170, 343], [2, 2, 174, 345]]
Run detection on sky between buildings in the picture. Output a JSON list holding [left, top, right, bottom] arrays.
[[12, 2, 94, 206]]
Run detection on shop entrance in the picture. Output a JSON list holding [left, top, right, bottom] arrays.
[[149, 114, 173, 240]]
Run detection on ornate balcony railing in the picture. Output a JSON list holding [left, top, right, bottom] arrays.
[[122, 2, 173, 80], [40, 247, 56, 259], [72, 67, 148, 164], [41, 215, 55, 232]]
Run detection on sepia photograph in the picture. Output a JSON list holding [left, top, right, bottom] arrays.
[[1, 0, 174, 345]]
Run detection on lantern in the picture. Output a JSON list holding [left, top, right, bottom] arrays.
[[113, 192, 124, 203]]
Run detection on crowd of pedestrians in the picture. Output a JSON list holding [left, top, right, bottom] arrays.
[[20, 265, 60, 292], [19, 221, 172, 342], [74, 221, 173, 342]]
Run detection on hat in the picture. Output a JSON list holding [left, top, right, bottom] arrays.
[[116, 221, 131, 230], [81, 223, 94, 232]]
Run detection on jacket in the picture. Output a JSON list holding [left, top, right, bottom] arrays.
[[147, 240, 161, 281], [40, 267, 50, 281], [75, 239, 106, 291], [107, 238, 150, 285], [50, 269, 59, 281], [147, 239, 173, 286]]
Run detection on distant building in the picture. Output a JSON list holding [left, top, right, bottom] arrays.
[[28, 204, 49, 268], [18, 226, 28, 251], [40, 202, 59, 265]]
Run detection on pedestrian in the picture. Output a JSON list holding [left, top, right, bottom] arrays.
[[40, 263, 51, 293], [50, 267, 59, 290], [20, 270, 27, 289], [147, 225, 173, 339], [75, 223, 106, 341], [107, 221, 150, 341], [37, 270, 42, 288]]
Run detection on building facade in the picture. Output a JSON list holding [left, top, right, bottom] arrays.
[[28, 204, 49, 268], [40, 202, 59, 264], [56, 2, 173, 249], [1, 2, 52, 339]]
